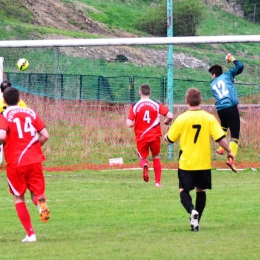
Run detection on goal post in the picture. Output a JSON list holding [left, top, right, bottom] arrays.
[[0, 37, 260, 170]]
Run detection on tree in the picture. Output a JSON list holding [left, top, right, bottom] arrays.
[[135, 0, 205, 36]]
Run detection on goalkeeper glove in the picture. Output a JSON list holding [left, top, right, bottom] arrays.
[[226, 53, 236, 63]]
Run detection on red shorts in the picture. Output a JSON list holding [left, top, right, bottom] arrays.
[[7, 163, 45, 196], [136, 136, 161, 159]]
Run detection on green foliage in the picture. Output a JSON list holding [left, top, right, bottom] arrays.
[[115, 54, 128, 62], [174, 0, 205, 36], [241, 2, 260, 24], [80, 0, 151, 33], [0, 0, 34, 23], [135, 0, 205, 36], [135, 2, 167, 36], [0, 0, 260, 89]]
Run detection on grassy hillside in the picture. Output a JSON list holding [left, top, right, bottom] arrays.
[[0, 0, 260, 86]]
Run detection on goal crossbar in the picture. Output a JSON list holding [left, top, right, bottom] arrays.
[[0, 35, 260, 48]]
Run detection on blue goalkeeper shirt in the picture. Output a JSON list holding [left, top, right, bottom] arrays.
[[210, 60, 244, 111]]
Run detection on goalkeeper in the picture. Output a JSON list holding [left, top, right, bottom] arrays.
[[208, 53, 244, 172]]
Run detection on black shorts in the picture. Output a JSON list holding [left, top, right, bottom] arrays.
[[217, 105, 240, 139], [178, 168, 212, 191]]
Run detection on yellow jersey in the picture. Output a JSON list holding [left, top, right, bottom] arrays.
[[0, 97, 27, 113], [167, 109, 225, 170]]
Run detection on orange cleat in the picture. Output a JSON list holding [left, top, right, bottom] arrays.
[[226, 158, 237, 173], [216, 149, 224, 155], [37, 197, 50, 223]]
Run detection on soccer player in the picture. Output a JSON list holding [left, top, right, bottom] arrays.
[[0, 80, 28, 166], [165, 88, 234, 231], [0, 87, 50, 242], [208, 53, 244, 172], [126, 84, 173, 187], [0, 80, 27, 113]]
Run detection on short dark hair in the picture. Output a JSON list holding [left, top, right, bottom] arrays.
[[185, 88, 202, 106], [208, 65, 223, 77], [140, 84, 151, 96], [0, 80, 12, 93], [3, 87, 19, 106]]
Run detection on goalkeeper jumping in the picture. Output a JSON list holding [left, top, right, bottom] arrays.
[[208, 53, 244, 172]]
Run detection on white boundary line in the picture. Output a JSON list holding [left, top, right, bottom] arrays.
[[216, 168, 245, 171], [101, 168, 177, 172], [101, 167, 255, 172]]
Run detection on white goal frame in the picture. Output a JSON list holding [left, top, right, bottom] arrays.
[[0, 35, 260, 48], [0, 35, 260, 165]]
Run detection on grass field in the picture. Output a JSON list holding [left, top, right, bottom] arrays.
[[0, 168, 259, 259]]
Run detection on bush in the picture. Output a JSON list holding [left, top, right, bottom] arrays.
[[135, 0, 205, 36], [115, 54, 128, 63], [237, 0, 260, 24], [135, 2, 166, 36]]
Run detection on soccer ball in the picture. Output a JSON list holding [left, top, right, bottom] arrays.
[[17, 58, 29, 71]]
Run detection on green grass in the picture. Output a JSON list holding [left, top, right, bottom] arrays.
[[198, 6, 260, 36], [2, 44, 260, 84], [0, 168, 259, 259], [72, 0, 159, 33], [0, 0, 154, 39]]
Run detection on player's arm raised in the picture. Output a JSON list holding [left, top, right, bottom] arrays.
[[226, 53, 244, 76], [225, 53, 236, 63]]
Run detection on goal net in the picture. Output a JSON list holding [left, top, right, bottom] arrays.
[[1, 36, 260, 170]]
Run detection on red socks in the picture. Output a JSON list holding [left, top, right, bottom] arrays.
[[33, 194, 46, 206], [140, 158, 162, 183], [15, 202, 35, 236], [140, 159, 148, 168], [153, 158, 162, 183]]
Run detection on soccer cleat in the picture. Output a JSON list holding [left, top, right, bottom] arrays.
[[22, 234, 37, 243], [37, 197, 50, 223], [190, 209, 200, 232], [155, 183, 162, 187], [143, 165, 149, 182], [216, 149, 224, 155], [226, 158, 237, 173]]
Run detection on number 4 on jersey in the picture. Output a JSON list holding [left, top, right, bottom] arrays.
[[143, 110, 151, 123]]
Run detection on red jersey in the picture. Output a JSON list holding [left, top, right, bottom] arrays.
[[0, 106, 46, 167], [128, 99, 169, 142]]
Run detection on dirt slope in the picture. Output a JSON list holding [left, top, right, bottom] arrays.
[[24, 0, 134, 37], [23, 0, 207, 68]]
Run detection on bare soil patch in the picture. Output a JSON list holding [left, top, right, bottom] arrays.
[[24, 0, 207, 68]]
